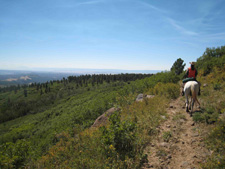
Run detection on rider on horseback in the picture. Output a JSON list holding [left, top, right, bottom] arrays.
[[181, 62, 201, 96], [185, 62, 198, 79]]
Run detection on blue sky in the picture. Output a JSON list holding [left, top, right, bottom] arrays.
[[0, 0, 225, 71]]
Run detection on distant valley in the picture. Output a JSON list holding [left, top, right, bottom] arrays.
[[0, 70, 79, 86], [0, 69, 160, 86]]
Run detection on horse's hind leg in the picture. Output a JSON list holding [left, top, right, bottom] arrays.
[[189, 98, 192, 111], [185, 96, 189, 112], [190, 98, 195, 117], [186, 105, 189, 112]]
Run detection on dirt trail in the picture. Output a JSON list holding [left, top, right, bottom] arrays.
[[143, 97, 211, 169]]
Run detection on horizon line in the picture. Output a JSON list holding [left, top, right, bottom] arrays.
[[0, 67, 164, 72]]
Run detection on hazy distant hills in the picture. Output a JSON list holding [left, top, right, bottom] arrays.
[[0, 70, 79, 86], [13, 68, 161, 74], [0, 69, 161, 86]]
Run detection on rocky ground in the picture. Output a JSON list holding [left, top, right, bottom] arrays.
[[142, 97, 211, 169]]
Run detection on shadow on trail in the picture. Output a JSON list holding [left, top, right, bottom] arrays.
[[191, 108, 217, 124]]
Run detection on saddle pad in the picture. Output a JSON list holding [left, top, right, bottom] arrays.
[[182, 77, 195, 83]]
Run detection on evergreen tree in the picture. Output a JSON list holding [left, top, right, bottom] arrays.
[[24, 89, 27, 97], [36, 85, 39, 91], [171, 58, 186, 75], [8, 98, 11, 105]]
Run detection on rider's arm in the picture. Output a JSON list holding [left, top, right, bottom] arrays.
[[184, 69, 189, 78]]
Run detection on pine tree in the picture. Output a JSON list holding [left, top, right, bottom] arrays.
[[171, 58, 186, 75], [24, 89, 27, 97]]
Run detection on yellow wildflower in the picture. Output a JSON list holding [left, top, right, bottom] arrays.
[[109, 144, 114, 149]]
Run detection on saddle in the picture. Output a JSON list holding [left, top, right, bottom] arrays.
[[182, 77, 196, 83], [182, 78, 201, 96]]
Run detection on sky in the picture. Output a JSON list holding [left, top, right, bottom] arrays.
[[0, 0, 225, 71]]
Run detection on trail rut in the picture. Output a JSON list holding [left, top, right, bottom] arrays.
[[143, 97, 211, 169]]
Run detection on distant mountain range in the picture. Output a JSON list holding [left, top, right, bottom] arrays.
[[0, 70, 77, 86], [0, 69, 161, 86], [6, 68, 161, 74]]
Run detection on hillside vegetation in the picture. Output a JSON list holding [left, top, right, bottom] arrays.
[[0, 46, 225, 168], [0, 73, 155, 168]]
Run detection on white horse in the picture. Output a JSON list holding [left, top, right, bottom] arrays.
[[184, 81, 200, 116]]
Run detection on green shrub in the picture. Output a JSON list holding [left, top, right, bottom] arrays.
[[153, 82, 180, 99], [204, 112, 219, 124], [192, 105, 220, 124], [213, 83, 221, 90], [0, 140, 31, 168], [202, 119, 225, 168], [100, 112, 138, 161], [193, 112, 205, 122]]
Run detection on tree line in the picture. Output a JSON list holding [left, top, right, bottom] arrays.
[[0, 73, 153, 96], [67, 73, 153, 86]]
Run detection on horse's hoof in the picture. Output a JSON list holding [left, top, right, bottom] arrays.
[[186, 107, 189, 112]]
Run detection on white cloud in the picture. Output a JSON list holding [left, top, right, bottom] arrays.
[[200, 32, 225, 42], [166, 18, 198, 36], [138, 1, 167, 14], [77, 0, 104, 6], [138, 1, 198, 36]]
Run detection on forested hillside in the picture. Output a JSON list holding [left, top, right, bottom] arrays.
[[0, 73, 155, 168], [0, 46, 225, 168]]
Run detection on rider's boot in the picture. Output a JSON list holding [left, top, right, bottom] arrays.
[[181, 90, 184, 96], [181, 83, 185, 96]]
